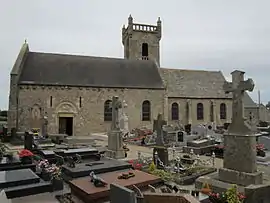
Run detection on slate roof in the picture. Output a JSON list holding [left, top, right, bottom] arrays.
[[19, 52, 165, 89], [160, 68, 232, 99], [243, 92, 258, 108]]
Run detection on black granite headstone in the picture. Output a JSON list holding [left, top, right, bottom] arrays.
[[24, 131, 33, 150], [110, 183, 136, 203]]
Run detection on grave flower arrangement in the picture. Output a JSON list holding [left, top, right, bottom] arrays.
[[208, 185, 246, 203], [38, 159, 50, 171], [47, 164, 62, 180], [46, 164, 63, 191], [18, 149, 33, 164], [128, 160, 142, 170], [18, 149, 34, 158]]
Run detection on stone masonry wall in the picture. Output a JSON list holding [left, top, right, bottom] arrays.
[[17, 85, 165, 135], [167, 98, 232, 126], [124, 31, 160, 64]]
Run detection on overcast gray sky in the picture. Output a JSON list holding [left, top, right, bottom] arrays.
[[1, 0, 269, 109]]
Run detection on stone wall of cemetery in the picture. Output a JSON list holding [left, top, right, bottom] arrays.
[[17, 85, 166, 135], [167, 98, 233, 126]]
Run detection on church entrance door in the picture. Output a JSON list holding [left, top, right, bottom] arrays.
[[59, 117, 73, 136]]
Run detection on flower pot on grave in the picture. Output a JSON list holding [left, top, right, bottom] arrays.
[[41, 171, 51, 181], [52, 178, 64, 191], [20, 156, 32, 164]]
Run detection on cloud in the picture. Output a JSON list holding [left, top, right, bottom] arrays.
[[0, 0, 270, 108]]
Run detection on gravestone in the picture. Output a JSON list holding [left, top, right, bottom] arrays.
[[110, 183, 137, 203], [153, 114, 168, 166], [106, 96, 125, 159], [62, 158, 132, 179], [154, 114, 166, 146], [24, 131, 33, 150], [196, 70, 270, 203]]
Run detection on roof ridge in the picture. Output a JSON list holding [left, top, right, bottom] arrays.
[[160, 67, 220, 72], [29, 51, 154, 64]]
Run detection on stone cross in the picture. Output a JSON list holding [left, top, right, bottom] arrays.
[[110, 96, 122, 131], [155, 113, 166, 146], [223, 70, 255, 134]]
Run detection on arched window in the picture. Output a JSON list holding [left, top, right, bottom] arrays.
[[142, 43, 149, 59], [220, 103, 227, 119], [142, 100, 151, 121], [197, 103, 204, 120], [104, 100, 112, 121], [171, 102, 179, 120]]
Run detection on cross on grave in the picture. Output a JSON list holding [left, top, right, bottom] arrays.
[[155, 113, 166, 146], [223, 70, 255, 134], [109, 96, 122, 131]]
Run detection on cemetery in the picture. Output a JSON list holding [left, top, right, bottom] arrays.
[[0, 72, 270, 203]]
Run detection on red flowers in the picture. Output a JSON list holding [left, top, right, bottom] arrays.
[[256, 144, 264, 151], [128, 160, 142, 170], [18, 149, 34, 158], [238, 193, 246, 200]]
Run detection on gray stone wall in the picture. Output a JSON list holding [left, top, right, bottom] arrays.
[[167, 98, 232, 126], [123, 31, 160, 64], [8, 75, 18, 130], [245, 107, 259, 123], [8, 43, 29, 131], [17, 85, 165, 134]]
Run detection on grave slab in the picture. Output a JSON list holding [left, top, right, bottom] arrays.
[[0, 169, 40, 188], [4, 181, 52, 199], [62, 158, 132, 178], [69, 170, 162, 203], [55, 148, 100, 160], [0, 157, 21, 168], [0, 169, 52, 199]]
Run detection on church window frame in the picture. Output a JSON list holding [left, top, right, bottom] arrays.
[[220, 103, 227, 119], [142, 43, 149, 60], [142, 100, 151, 121], [197, 103, 204, 120], [104, 100, 112, 121], [50, 96, 53, 107], [79, 97, 82, 108], [171, 102, 179, 120]]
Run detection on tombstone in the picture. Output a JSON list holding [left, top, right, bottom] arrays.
[[110, 183, 137, 203], [153, 114, 169, 166], [154, 114, 166, 146], [24, 131, 33, 150], [196, 70, 270, 203], [106, 96, 125, 159]]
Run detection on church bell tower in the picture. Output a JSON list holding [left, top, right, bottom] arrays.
[[122, 15, 162, 66]]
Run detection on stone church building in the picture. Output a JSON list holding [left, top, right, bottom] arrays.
[[8, 15, 234, 136]]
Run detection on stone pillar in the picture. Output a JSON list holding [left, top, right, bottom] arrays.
[[219, 132, 263, 186]]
